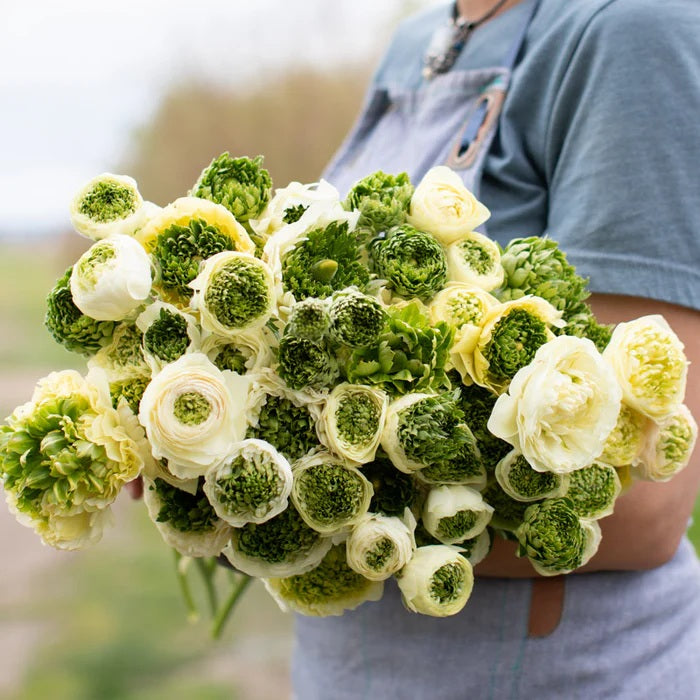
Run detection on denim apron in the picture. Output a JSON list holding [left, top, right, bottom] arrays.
[[293, 2, 700, 698]]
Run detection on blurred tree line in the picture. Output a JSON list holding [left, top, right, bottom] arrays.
[[123, 64, 374, 205]]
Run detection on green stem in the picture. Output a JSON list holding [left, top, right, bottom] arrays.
[[194, 558, 219, 617], [211, 574, 252, 640], [173, 550, 199, 623]]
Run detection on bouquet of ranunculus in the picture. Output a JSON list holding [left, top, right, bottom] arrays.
[[1, 155, 696, 629]]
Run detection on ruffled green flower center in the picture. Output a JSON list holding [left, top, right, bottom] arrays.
[[278, 336, 338, 391], [371, 225, 447, 301], [204, 258, 270, 329], [365, 537, 395, 571], [661, 416, 694, 465], [364, 457, 418, 517], [173, 391, 212, 426], [430, 562, 466, 604], [447, 294, 484, 327], [566, 464, 617, 518], [247, 395, 318, 462], [213, 455, 285, 515], [283, 204, 309, 224], [144, 309, 189, 362], [106, 323, 145, 370], [235, 506, 321, 563], [150, 219, 235, 300], [335, 394, 381, 447], [79, 181, 137, 223], [506, 455, 560, 499], [213, 345, 248, 373], [295, 463, 367, 527], [275, 545, 371, 607], [484, 309, 549, 381], [153, 478, 218, 533], [456, 239, 496, 275], [286, 298, 330, 341], [109, 375, 150, 413], [329, 292, 386, 347], [436, 511, 478, 540], [76, 243, 116, 285]]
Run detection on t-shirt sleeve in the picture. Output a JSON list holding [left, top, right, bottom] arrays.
[[542, 0, 700, 310]]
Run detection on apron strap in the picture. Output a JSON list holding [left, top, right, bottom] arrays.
[[459, 0, 541, 150]]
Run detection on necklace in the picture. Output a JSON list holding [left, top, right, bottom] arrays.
[[423, 0, 511, 79]]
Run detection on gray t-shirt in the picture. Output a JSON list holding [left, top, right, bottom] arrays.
[[294, 2, 700, 698]]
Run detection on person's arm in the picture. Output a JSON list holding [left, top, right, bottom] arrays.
[[475, 292, 700, 578]]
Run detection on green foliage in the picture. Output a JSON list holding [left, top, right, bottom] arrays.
[[370, 225, 447, 301], [45, 268, 115, 356], [345, 302, 453, 396], [344, 170, 413, 232], [153, 478, 219, 533], [281, 221, 370, 300], [277, 336, 339, 391], [192, 153, 272, 222]]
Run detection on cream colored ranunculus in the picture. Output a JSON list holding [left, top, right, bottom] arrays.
[[70, 235, 152, 321], [599, 402, 652, 467], [603, 315, 688, 420], [396, 545, 474, 617], [407, 166, 490, 245], [488, 335, 622, 474], [345, 511, 415, 581], [138, 352, 249, 478], [445, 232, 504, 291], [422, 485, 493, 545]]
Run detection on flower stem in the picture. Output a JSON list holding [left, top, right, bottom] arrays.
[[195, 557, 219, 617], [211, 574, 252, 640], [173, 550, 199, 623]]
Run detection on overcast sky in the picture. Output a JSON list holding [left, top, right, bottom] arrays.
[[0, 0, 437, 237]]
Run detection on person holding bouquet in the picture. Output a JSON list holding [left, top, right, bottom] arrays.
[[292, 0, 700, 697]]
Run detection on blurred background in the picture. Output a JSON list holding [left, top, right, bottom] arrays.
[[1, 1, 699, 699]]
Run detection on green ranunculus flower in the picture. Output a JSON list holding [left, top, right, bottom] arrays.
[[278, 335, 339, 391], [363, 456, 420, 517], [495, 451, 569, 503], [564, 463, 621, 520], [281, 220, 370, 300], [291, 453, 374, 535], [109, 372, 151, 415], [480, 478, 532, 533], [285, 297, 331, 341], [344, 170, 414, 233], [328, 289, 386, 348], [45, 268, 116, 356], [191, 153, 272, 222], [370, 224, 447, 301], [264, 544, 383, 617], [223, 504, 332, 578], [517, 497, 601, 576]]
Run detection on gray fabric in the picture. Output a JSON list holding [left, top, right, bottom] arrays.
[[292, 1, 700, 697], [293, 540, 700, 699]]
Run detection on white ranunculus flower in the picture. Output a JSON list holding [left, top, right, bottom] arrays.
[[429, 282, 500, 332], [189, 251, 276, 337], [142, 477, 232, 557], [204, 439, 293, 527], [69, 173, 149, 241], [445, 231, 505, 291], [250, 179, 342, 238], [396, 545, 474, 617], [422, 485, 493, 545], [345, 511, 416, 581], [603, 315, 688, 421], [70, 235, 152, 321], [407, 166, 490, 245], [636, 404, 698, 482], [460, 528, 492, 566], [599, 403, 652, 467], [488, 335, 622, 474], [380, 393, 434, 474], [319, 383, 389, 465], [138, 352, 249, 478]]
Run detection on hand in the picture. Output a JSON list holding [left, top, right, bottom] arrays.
[[125, 476, 143, 499]]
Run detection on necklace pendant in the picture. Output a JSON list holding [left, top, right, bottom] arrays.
[[423, 22, 463, 79]]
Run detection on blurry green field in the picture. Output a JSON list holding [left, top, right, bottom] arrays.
[[0, 241, 698, 700]]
